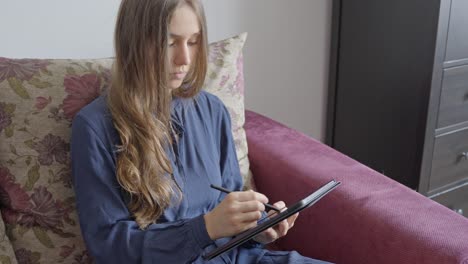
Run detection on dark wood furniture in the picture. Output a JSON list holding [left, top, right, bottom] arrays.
[[327, 0, 468, 216]]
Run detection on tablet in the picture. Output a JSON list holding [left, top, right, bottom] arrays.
[[203, 179, 341, 260]]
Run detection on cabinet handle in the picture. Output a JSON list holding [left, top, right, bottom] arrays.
[[454, 208, 464, 215], [460, 152, 468, 161]]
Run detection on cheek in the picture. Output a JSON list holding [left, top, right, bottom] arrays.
[[167, 50, 175, 64], [190, 47, 199, 62]]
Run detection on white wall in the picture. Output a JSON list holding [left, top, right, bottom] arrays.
[[0, 0, 332, 141], [0, 0, 120, 59], [204, 0, 332, 141]]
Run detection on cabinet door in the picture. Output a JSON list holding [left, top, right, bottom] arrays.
[[445, 0, 468, 63], [437, 65, 468, 128], [430, 127, 468, 192], [430, 184, 468, 217]]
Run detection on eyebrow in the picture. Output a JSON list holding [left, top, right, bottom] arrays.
[[169, 32, 201, 38]]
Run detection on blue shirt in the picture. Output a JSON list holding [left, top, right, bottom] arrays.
[[71, 91, 321, 264]]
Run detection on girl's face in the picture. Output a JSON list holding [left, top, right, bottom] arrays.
[[167, 4, 201, 89]]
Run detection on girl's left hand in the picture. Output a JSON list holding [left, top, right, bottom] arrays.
[[252, 201, 299, 244]]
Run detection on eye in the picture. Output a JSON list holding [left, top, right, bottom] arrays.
[[168, 39, 176, 47], [188, 37, 199, 46]]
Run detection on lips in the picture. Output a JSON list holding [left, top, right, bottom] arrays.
[[171, 72, 187, 80]]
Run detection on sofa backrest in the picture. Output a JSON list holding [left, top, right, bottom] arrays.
[[0, 33, 250, 263]]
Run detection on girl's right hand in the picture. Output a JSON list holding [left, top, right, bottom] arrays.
[[204, 190, 268, 240]]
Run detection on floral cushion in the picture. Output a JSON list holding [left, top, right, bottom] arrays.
[[0, 33, 250, 263], [0, 211, 18, 264], [202, 32, 253, 190]]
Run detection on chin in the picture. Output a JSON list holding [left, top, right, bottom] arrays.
[[169, 81, 182, 90]]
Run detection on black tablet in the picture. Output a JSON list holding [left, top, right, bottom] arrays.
[[203, 179, 341, 260]]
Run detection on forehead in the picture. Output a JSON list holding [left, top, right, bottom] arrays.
[[169, 4, 200, 38]]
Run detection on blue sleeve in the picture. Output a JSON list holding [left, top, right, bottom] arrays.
[[70, 114, 214, 264], [216, 103, 264, 248]]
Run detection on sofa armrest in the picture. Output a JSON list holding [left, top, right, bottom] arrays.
[[245, 110, 468, 264]]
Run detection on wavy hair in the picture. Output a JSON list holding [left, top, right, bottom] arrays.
[[108, 0, 208, 229]]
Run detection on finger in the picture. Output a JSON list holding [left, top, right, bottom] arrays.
[[237, 211, 263, 223], [286, 213, 299, 231], [266, 210, 279, 218], [262, 227, 278, 241], [236, 219, 260, 234], [273, 201, 286, 211], [234, 190, 269, 204], [266, 202, 287, 218], [244, 220, 259, 230], [272, 219, 287, 237], [287, 212, 299, 226], [239, 200, 265, 213], [278, 219, 289, 237]]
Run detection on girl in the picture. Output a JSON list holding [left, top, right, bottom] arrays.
[[71, 0, 331, 263]]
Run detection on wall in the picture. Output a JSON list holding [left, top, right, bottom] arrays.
[[203, 0, 332, 140], [0, 0, 332, 141], [0, 0, 119, 59]]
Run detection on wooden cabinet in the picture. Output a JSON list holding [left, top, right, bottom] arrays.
[[327, 0, 468, 216]]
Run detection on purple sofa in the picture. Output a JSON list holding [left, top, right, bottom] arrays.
[[245, 110, 468, 264]]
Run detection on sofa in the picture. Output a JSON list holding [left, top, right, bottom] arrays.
[[1, 33, 468, 264]]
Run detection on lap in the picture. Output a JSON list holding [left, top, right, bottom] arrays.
[[234, 248, 330, 264], [256, 249, 333, 264]]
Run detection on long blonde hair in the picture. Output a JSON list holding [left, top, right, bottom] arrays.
[[108, 0, 208, 229]]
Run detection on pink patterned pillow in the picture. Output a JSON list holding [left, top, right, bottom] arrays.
[[203, 33, 253, 190]]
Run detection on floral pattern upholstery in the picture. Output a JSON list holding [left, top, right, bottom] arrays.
[[202, 33, 253, 190], [0, 210, 17, 264], [0, 33, 249, 264]]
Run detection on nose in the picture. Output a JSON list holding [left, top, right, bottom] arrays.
[[174, 44, 191, 67]]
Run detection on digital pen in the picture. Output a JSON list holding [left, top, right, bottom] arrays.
[[210, 184, 281, 213]]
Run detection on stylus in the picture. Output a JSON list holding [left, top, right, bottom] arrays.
[[210, 184, 281, 213]]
